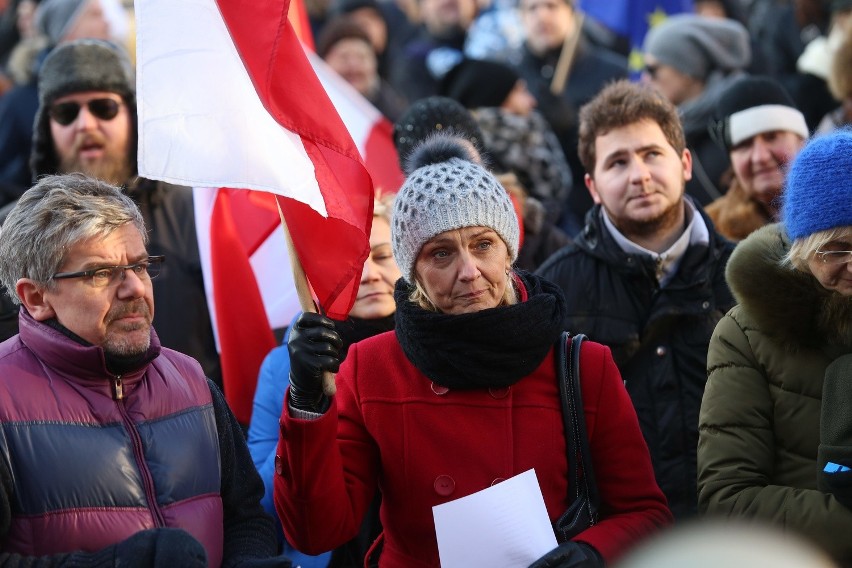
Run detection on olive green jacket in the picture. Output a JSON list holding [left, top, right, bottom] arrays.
[[698, 224, 852, 563]]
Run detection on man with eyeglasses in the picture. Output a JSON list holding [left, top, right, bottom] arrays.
[[0, 38, 222, 395], [0, 173, 285, 565]]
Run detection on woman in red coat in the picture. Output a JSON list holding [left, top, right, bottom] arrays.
[[274, 135, 671, 568]]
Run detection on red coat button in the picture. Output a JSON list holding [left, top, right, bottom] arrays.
[[489, 386, 510, 399], [431, 383, 450, 395], [274, 455, 282, 476], [434, 475, 456, 496]]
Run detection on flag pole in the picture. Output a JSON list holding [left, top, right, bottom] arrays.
[[276, 197, 337, 396], [550, 10, 585, 96]]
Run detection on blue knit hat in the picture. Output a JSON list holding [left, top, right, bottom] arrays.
[[783, 130, 852, 240]]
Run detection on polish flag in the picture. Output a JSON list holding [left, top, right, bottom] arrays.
[[136, 0, 401, 423]]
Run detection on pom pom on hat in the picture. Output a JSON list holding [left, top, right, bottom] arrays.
[[392, 135, 519, 283], [782, 130, 852, 240]]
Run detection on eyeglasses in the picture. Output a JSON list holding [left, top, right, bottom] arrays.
[[48, 98, 121, 126], [815, 250, 852, 265], [52, 256, 165, 287]]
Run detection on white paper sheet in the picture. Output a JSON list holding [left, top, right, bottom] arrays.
[[432, 469, 558, 568]]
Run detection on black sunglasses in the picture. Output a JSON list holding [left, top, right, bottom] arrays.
[[48, 98, 121, 126]]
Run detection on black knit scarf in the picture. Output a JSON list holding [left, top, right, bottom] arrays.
[[335, 314, 396, 359], [393, 272, 568, 389]]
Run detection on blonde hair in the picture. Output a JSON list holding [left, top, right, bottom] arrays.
[[408, 270, 519, 311], [784, 226, 852, 271]]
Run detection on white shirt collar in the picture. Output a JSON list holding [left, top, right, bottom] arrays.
[[601, 199, 710, 286]]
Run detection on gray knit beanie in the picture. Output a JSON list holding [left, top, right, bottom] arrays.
[[642, 14, 751, 80], [35, 0, 89, 46], [392, 135, 519, 284], [31, 39, 136, 179]]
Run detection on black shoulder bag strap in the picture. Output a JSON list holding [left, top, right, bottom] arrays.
[[554, 331, 600, 542]]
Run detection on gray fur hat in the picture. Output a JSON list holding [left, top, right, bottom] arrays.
[[391, 135, 519, 284], [31, 39, 137, 180], [642, 14, 751, 80]]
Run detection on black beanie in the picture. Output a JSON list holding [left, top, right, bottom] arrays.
[[438, 58, 520, 110], [392, 96, 485, 170], [709, 76, 808, 149]]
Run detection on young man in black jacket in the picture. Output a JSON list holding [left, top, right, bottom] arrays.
[[537, 80, 735, 520]]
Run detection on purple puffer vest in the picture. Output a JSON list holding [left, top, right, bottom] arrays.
[[0, 311, 224, 565]]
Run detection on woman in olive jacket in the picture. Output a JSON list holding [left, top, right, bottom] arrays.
[[698, 131, 852, 565]]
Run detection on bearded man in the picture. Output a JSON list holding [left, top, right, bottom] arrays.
[[537, 80, 736, 520], [0, 39, 221, 390]]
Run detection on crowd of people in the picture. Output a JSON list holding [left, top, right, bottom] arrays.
[[0, 0, 850, 566]]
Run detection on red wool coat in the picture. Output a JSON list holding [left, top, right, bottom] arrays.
[[274, 332, 671, 567]]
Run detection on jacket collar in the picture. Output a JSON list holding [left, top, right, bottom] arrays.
[[726, 223, 852, 350], [17, 308, 161, 385], [575, 197, 729, 285]]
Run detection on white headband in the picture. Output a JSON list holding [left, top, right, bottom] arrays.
[[728, 104, 808, 146]]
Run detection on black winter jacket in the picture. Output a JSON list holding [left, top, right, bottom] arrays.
[[536, 203, 735, 519]]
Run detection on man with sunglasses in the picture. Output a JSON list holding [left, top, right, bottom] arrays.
[[0, 173, 285, 565], [0, 38, 222, 395]]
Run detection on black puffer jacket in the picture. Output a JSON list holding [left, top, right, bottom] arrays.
[[536, 203, 735, 519]]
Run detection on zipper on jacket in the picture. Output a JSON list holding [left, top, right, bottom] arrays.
[[112, 376, 124, 400], [114, 390, 167, 527]]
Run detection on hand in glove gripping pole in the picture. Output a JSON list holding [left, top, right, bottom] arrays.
[[287, 312, 344, 412]]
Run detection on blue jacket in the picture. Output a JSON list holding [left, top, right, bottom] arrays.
[[248, 319, 331, 568]]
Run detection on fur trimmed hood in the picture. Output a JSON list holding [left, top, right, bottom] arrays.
[[726, 223, 852, 350]]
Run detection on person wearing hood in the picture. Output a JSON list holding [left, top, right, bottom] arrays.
[[697, 130, 852, 566], [642, 13, 751, 207], [274, 132, 671, 568]]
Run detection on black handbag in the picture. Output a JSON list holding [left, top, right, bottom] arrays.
[[553, 332, 600, 543]]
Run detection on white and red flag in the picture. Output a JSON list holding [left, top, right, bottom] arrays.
[[136, 0, 399, 423]]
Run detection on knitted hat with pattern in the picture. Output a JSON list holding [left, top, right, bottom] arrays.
[[782, 130, 852, 240], [391, 135, 519, 283]]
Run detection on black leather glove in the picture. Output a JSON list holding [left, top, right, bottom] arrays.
[[287, 312, 343, 411], [112, 527, 207, 567], [528, 541, 604, 568]]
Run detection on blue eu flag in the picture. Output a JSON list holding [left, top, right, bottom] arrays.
[[577, 0, 694, 73]]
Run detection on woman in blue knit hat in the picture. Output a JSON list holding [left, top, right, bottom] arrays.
[[698, 130, 852, 565]]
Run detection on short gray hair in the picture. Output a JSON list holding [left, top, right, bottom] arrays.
[[0, 174, 146, 304]]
